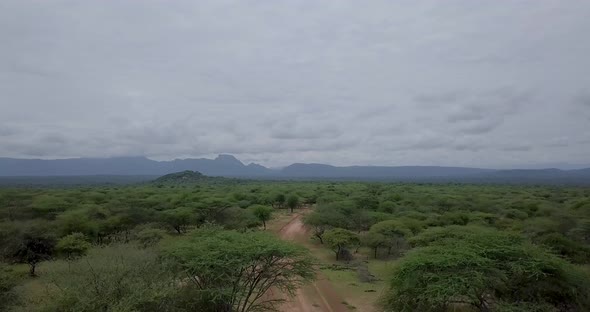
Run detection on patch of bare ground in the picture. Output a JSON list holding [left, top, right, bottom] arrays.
[[273, 211, 350, 312]]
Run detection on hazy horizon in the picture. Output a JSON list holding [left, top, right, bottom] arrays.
[[1, 154, 589, 171], [1, 1, 589, 168]]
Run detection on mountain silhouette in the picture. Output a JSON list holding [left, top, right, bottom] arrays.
[[0, 155, 589, 185], [0, 155, 270, 177]]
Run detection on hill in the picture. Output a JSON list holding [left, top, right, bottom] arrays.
[[152, 170, 222, 184]]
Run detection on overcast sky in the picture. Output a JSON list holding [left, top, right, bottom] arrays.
[[1, 1, 589, 168]]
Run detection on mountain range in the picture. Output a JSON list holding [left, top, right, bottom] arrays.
[[0, 154, 589, 185]]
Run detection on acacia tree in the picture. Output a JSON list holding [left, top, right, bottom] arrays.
[[35, 245, 176, 311], [163, 228, 315, 312], [56, 232, 91, 260], [1, 225, 56, 276], [251, 205, 273, 230], [324, 228, 359, 260], [160, 207, 193, 234], [361, 232, 388, 259], [302, 212, 328, 244], [382, 229, 590, 312], [301, 203, 354, 243], [272, 193, 286, 209], [286, 195, 299, 213], [369, 220, 410, 256], [134, 228, 166, 248]]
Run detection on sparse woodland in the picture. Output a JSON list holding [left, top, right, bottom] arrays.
[[1, 179, 590, 311]]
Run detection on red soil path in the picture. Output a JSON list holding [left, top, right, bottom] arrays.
[[277, 214, 349, 312]]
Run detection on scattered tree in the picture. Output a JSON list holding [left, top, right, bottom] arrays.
[[303, 212, 328, 244], [381, 230, 590, 312], [324, 228, 359, 260], [287, 195, 299, 213], [370, 220, 410, 256], [161, 207, 193, 234], [361, 232, 387, 259], [0, 225, 56, 276], [251, 205, 273, 230], [273, 193, 286, 209], [534, 232, 590, 264], [134, 228, 166, 248], [163, 228, 315, 312], [29, 245, 176, 311], [56, 233, 91, 260]]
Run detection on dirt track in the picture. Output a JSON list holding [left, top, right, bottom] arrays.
[[277, 214, 349, 312]]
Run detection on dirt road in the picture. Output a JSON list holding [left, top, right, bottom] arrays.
[[277, 214, 350, 312]]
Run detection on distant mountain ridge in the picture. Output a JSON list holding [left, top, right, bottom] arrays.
[[0, 154, 271, 177], [1, 155, 589, 185], [280, 163, 493, 178]]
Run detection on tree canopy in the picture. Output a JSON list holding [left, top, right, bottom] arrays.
[[381, 228, 590, 312], [162, 227, 315, 312], [250, 205, 273, 230], [324, 228, 360, 260]]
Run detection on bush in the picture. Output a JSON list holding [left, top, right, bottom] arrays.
[[534, 232, 590, 264], [56, 233, 91, 260], [504, 208, 529, 220], [382, 229, 590, 312], [162, 228, 315, 312], [134, 228, 167, 248], [17, 245, 176, 312], [324, 228, 360, 260], [0, 264, 18, 310]]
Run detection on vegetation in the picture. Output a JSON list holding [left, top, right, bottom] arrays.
[[0, 263, 18, 310], [1, 177, 589, 311], [163, 227, 315, 312], [286, 194, 300, 213], [153, 170, 226, 185], [251, 205, 273, 230], [55, 232, 91, 260], [20, 245, 176, 312], [382, 228, 590, 311], [324, 228, 359, 260]]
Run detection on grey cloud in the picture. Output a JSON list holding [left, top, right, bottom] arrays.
[[455, 119, 503, 135], [447, 108, 485, 123], [453, 144, 484, 152], [0, 125, 18, 136], [385, 133, 454, 152], [501, 146, 532, 152], [544, 141, 569, 148], [413, 87, 531, 137], [270, 124, 342, 140], [0, 0, 589, 168], [575, 94, 590, 107], [414, 91, 465, 106], [120, 124, 185, 145], [41, 133, 69, 145]]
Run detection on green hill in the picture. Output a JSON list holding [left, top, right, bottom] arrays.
[[152, 170, 215, 184]]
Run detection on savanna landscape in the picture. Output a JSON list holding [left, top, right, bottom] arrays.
[[1, 172, 589, 311], [2, 1, 590, 311]]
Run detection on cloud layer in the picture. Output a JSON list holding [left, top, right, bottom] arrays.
[[1, 0, 589, 168]]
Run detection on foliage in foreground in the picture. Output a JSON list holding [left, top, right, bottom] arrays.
[[14, 228, 316, 312], [0, 264, 18, 310], [381, 227, 590, 312], [0, 222, 56, 276], [18, 245, 176, 312], [162, 227, 316, 312], [1, 180, 590, 312]]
